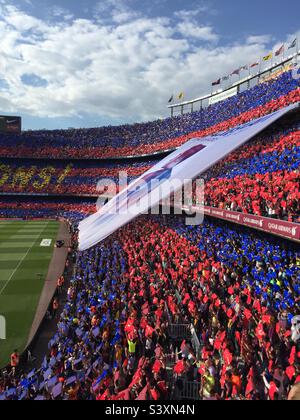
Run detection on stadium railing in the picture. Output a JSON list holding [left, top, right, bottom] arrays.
[[168, 49, 300, 116]]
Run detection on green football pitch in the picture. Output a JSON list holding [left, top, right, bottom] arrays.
[[0, 220, 59, 368]]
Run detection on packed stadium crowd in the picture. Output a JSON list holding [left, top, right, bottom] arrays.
[[0, 70, 299, 160], [0, 198, 95, 221], [199, 118, 300, 222], [1, 116, 299, 223], [0, 216, 299, 400], [0, 159, 153, 196], [0, 64, 299, 401]]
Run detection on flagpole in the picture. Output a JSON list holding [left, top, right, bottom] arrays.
[[259, 56, 262, 76]]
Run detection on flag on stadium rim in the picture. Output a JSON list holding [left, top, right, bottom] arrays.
[[275, 44, 284, 56], [168, 95, 174, 103], [222, 75, 230, 81], [263, 53, 273, 61], [212, 78, 221, 86], [231, 68, 241, 75], [250, 62, 259, 68], [288, 38, 297, 49], [178, 92, 184, 100], [241, 65, 249, 71]]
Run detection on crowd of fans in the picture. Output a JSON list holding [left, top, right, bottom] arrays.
[[0, 159, 153, 196], [0, 65, 299, 401], [0, 198, 95, 221], [1, 116, 299, 223], [0, 70, 299, 159], [170, 217, 300, 400], [0, 215, 299, 400], [0, 68, 298, 224], [191, 117, 300, 222]]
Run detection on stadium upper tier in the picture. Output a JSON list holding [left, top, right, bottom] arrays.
[[0, 70, 299, 160]]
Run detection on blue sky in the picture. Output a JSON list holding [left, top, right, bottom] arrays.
[[0, 0, 299, 130]]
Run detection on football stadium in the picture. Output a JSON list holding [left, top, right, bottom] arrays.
[[0, 0, 299, 405]]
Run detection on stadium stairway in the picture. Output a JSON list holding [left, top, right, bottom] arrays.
[[165, 300, 203, 400]]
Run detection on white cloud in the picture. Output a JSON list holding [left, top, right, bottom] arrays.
[[2, 4, 47, 32], [48, 5, 74, 21], [174, 6, 209, 20], [177, 21, 218, 42], [246, 35, 273, 45], [0, 1, 298, 125], [94, 0, 139, 23]]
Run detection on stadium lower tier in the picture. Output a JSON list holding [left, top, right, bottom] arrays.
[[0, 70, 299, 159], [0, 215, 299, 400], [0, 197, 96, 222]]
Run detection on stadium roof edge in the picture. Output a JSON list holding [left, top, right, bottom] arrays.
[[168, 50, 300, 115]]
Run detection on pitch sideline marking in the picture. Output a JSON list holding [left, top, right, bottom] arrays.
[[0, 222, 50, 297]]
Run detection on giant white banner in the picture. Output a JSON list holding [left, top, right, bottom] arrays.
[[79, 103, 298, 251]]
